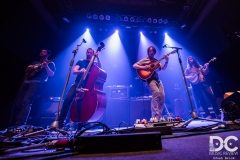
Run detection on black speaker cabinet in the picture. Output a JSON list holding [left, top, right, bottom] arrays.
[[130, 98, 151, 125], [105, 99, 130, 127], [221, 91, 240, 121], [39, 100, 59, 117]]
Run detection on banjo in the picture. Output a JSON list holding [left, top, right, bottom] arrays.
[[187, 57, 216, 84]]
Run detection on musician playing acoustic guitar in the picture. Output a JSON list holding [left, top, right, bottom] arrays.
[[11, 49, 55, 126], [133, 46, 169, 121], [185, 56, 220, 119]]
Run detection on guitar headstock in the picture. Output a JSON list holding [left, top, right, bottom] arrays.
[[209, 57, 216, 63]]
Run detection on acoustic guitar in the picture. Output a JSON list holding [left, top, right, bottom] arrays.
[[187, 57, 216, 84], [136, 50, 177, 81]]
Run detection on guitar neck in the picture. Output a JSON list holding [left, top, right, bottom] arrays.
[[156, 51, 175, 63]]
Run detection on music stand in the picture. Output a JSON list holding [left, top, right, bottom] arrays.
[[163, 45, 223, 127], [50, 39, 86, 129]]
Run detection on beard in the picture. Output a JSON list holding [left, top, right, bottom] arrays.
[[87, 55, 92, 60]]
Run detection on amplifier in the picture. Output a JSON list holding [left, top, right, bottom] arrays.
[[73, 132, 162, 153], [107, 85, 131, 99], [39, 100, 60, 117], [130, 98, 152, 125], [105, 99, 130, 127]]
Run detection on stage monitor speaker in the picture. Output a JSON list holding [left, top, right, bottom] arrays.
[[221, 91, 240, 121], [130, 98, 151, 125], [39, 100, 59, 117], [105, 99, 130, 127], [73, 132, 162, 153]]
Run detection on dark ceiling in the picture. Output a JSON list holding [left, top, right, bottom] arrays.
[[0, 0, 219, 61], [38, 0, 210, 36], [2, 0, 240, 60]]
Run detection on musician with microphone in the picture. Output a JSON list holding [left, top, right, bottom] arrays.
[[11, 49, 56, 126], [133, 46, 169, 121], [185, 56, 220, 119]]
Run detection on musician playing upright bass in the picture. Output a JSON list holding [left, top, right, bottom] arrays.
[[11, 49, 56, 126], [133, 46, 169, 121], [56, 48, 102, 129], [185, 56, 220, 119]]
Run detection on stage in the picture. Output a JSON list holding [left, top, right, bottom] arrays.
[[0, 119, 239, 160]]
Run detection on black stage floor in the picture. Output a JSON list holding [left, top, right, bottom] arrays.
[[0, 119, 240, 160]]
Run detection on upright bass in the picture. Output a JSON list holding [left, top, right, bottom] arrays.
[[70, 42, 107, 122]]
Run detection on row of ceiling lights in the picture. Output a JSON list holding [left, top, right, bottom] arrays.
[[86, 14, 168, 24]]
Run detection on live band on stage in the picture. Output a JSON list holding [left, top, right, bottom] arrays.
[[8, 41, 238, 133]]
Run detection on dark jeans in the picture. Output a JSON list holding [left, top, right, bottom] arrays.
[[57, 83, 78, 126], [192, 82, 220, 117], [13, 82, 43, 126]]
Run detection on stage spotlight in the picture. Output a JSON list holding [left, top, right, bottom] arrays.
[[163, 19, 168, 24], [124, 16, 128, 21], [130, 17, 135, 22], [99, 28, 102, 31], [184, 5, 189, 11], [106, 15, 111, 20], [153, 19, 157, 23], [147, 18, 152, 23], [136, 17, 141, 22], [99, 15, 104, 20], [158, 19, 163, 24], [93, 14, 98, 19], [62, 17, 70, 23], [222, 101, 240, 121], [86, 28, 89, 32], [140, 31, 143, 34], [115, 16, 121, 21], [165, 32, 168, 35], [115, 30, 119, 33], [154, 31, 157, 34], [87, 14, 92, 19], [221, 91, 240, 121], [181, 24, 186, 28]]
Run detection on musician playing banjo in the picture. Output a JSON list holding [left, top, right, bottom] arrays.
[[133, 46, 169, 121], [185, 56, 220, 119]]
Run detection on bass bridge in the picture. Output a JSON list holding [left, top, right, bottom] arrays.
[[75, 87, 89, 99]]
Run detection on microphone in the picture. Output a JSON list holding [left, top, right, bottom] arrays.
[[83, 38, 87, 43], [162, 44, 167, 48]]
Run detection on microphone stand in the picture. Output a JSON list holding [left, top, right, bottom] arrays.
[[163, 45, 223, 128], [50, 39, 86, 130]]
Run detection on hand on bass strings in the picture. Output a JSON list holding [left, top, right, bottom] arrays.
[[79, 68, 86, 74]]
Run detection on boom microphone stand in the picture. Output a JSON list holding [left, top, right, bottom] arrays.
[[51, 39, 87, 129], [162, 44, 222, 127]]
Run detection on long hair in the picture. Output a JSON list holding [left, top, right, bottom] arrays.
[[187, 56, 200, 68]]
